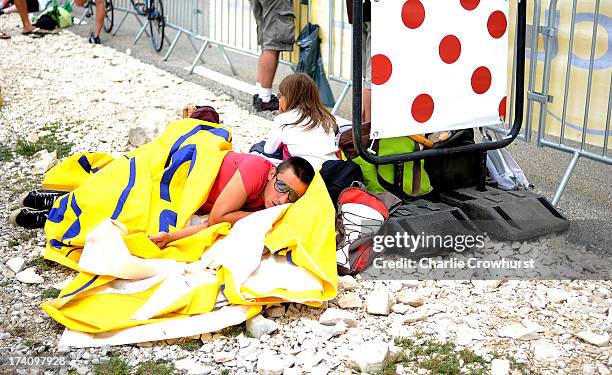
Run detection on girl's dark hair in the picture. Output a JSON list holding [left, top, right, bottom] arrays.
[[278, 73, 338, 134]]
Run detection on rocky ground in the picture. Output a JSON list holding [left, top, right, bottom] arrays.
[[0, 15, 611, 375]]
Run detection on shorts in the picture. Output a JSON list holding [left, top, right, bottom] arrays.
[[362, 21, 372, 89], [250, 0, 295, 52]]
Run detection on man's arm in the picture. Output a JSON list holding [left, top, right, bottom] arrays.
[[150, 170, 253, 249], [208, 170, 253, 225]]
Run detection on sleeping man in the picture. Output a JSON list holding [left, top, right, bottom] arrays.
[[149, 153, 314, 248], [11, 106, 315, 251]]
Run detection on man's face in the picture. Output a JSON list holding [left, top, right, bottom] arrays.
[[263, 167, 309, 208]]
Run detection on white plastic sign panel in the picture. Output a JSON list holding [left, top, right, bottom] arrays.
[[370, 0, 509, 139]]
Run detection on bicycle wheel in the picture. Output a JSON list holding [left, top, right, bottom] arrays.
[[103, 0, 114, 33], [148, 0, 165, 52]]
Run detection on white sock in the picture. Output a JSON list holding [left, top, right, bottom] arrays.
[[259, 87, 272, 103], [255, 82, 261, 90]]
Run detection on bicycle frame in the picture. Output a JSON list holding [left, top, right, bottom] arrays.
[[351, 0, 527, 165]]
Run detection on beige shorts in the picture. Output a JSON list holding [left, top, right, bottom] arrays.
[[250, 0, 295, 51]]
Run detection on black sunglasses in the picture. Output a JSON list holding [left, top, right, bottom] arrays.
[[273, 175, 301, 203]]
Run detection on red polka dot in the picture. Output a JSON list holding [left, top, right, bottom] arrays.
[[499, 96, 507, 119], [401, 0, 425, 29], [439, 35, 461, 64], [411, 94, 434, 123], [471, 66, 492, 94], [460, 0, 479, 11], [371, 54, 393, 85], [487, 11, 507, 39]]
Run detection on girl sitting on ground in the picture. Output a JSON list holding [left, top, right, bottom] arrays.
[[260, 73, 339, 169]]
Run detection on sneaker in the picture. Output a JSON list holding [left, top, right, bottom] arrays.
[[255, 94, 279, 112], [18, 189, 65, 210], [9, 207, 49, 229], [88, 32, 100, 44]]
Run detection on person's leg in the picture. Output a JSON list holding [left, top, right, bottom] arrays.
[[94, 0, 105, 38], [258, 49, 280, 102], [255, 0, 294, 110], [362, 88, 372, 123], [13, 0, 33, 32]]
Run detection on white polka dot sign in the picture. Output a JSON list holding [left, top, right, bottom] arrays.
[[370, 0, 509, 139]]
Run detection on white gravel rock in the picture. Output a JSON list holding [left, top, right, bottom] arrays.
[[574, 331, 609, 347], [6, 257, 25, 273], [319, 308, 356, 327], [15, 267, 43, 284], [547, 288, 570, 303], [498, 320, 543, 341], [366, 287, 392, 315], [256, 352, 284, 375], [532, 340, 562, 361], [174, 358, 211, 374], [338, 292, 362, 309], [31, 150, 58, 174], [396, 290, 426, 307], [338, 275, 358, 290], [247, 314, 279, 338], [346, 340, 391, 373], [491, 359, 510, 375]]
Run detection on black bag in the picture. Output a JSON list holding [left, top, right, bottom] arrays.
[[296, 23, 336, 108], [320, 160, 363, 207], [34, 14, 57, 31], [424, 129, 483, 191], [249, 141, 284, 161]]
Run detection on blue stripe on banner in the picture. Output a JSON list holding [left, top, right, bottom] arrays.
[[164, 124, 230, 168], [77, 155, 94, 174], [111, 158, 137, 220], [286, 250, 294, 265], [48, 195, 69, 223], [49, 239, 69, 249], [160, 145, 197, 202], [159, 209, 178, 233], [61, 196, 82, 242], [60, 275, 100, 298]]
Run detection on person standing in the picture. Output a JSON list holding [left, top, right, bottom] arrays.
[[73, 0, 105, 44], [250, 0, 296, 112]]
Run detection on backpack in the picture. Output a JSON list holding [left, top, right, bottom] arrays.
[[338, 123, 432, 200], [335, 182, 400, 275], [423, 129, 483, 191], [320, 160, 363, 207]]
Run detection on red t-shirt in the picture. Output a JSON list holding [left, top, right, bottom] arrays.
[[200, 152, 273, 212]]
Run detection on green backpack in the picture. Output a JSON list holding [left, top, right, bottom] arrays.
[[339, 124, 432, 199]]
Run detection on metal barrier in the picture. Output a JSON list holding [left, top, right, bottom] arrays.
[[526, 0, 611, 205]]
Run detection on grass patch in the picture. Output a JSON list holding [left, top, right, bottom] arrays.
[[0, 142, 12, 161], [220, 370, 230, 375], [41, 288, 60, 299], [221, 322, 249, 337], [95, 355, 129, 375], [391, 337, 536, 375], [26, 257, 53, 272], [178, 338, 201, 351], [8, 239, 18, 247], [135, 360, 176, 375], [15, 122, 73, 159]]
